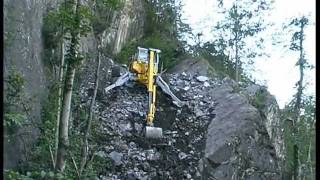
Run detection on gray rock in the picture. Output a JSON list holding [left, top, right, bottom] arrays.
[[221, 76, 237, 88], [183, 86, 191, 91], [134, 123, 143, 132], [141, 162, 150, 171], [178, 152, 188, 160], [109, 151, 123, 166], [204, 81, 210, 87], [129, 142, 137, 149], [96, 151, 107, 158], [196, 76, 209, 82], [202, 86, 281, 179], [146, 149, 160, 161], [195, 109, 205, 117], [138, 111, 144, 117]]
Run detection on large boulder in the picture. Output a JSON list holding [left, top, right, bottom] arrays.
[[202, 83, 281, 179]]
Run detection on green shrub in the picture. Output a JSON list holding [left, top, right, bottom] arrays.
[[252, 90, 267, 109], [4, 169, 68, 180], [4, 70, 28, 134]]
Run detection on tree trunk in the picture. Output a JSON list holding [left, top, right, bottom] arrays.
[[79, 39, 101, 175], [234, 12, 240, 82], [55, 66, 76, 171], [293, 21, 305, 180], [307, 138, 312, 179], [235, 38, 239, 82], [307, 121, 315, 180], [54, 40, 65, 168], [55, 0, 81, 172]]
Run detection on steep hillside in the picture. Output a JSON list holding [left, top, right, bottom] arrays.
[[74, 57, 285, 179], [4, 0, 287, 179]]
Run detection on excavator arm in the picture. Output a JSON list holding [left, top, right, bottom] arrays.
[[144, 50, 164, 138]]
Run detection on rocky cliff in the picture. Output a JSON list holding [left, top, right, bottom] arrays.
[[3, 0, 145, 169]]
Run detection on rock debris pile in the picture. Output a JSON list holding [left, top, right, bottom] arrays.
[[78, 59, 283, 180], [80, 70, 220, 179]]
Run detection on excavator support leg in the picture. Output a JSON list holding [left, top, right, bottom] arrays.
[[156, 76, 183, 107], [104, 72, 131, 93]]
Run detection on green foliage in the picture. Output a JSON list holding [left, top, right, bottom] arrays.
[[41, 83, 59, 139], [288, 16, 309, 52], [5, 70, 25, 98], [4, 170, 33, 180], [282, 95, 316, 178], [142, 33, 180, 68], [196, 42, 235, 78], [42, 0, 94, 70], [43, 10, 63, 50], [21, 82, 60, 172], [4, 70, 28, 133], [213, 0, 273, 81], [115, 0, 185, 69], [4, 169, 68, 180], [4, 113, 26, 129], [252, 90, 267, 109], [114, 40, 138, 64]]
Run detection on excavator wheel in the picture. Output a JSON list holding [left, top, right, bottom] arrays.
[[144, 126, 163, 139]]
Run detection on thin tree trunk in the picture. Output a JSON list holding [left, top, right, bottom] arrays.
[[55, 0, 81, 172], [55, 40, 65, 168], [79, 39, 101, 176], [307, 121, 315, 180], [293, 21, 305, 180], [55, 66, 76, 171], [235, 38, 239, 82], [307, 138, 312, 179]]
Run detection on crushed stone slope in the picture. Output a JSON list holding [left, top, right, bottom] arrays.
[[78, 58, 283, 179]]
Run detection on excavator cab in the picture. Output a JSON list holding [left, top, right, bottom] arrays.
[[137, 47, 149, 62], [105, 47, 183, 139]]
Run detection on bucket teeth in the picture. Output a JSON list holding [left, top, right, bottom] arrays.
[[145, 126, 163, 139]]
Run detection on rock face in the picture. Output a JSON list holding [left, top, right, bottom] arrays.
[[76, 58, 284, 179], [203, 83, 280, 179], [3, 0, 145, 169], [242, 84, 286, 173], [102, 0, 145, 54], [3, 0, 55, 169], [168, 58, 216, 77]]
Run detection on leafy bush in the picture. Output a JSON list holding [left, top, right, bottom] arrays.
[[252, 90, 267, 109], [4, 70, 28, 134], [4, 170, 67, 180]]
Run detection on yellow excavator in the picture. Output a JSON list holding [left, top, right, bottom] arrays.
[[105, 47, 183, 139]]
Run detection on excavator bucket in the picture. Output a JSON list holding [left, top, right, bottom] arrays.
[[144, 126, 163, 139]]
